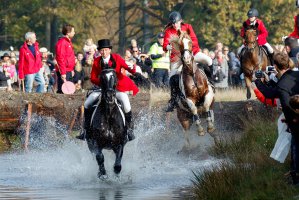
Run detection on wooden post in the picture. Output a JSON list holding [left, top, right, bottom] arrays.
[[68, 108, 79, 135], [22, 80, 25, 93], [24, 103, 32, 151], [80, 105, 84, 126]]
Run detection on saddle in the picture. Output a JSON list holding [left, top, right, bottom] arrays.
[[90, 97, 125, 130]]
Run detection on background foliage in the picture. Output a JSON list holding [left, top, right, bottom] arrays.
[[0, 0, 297, 54]]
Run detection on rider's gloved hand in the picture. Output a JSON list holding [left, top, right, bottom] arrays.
[[127, 63, 134, 69], [166, 44, 172, 51]]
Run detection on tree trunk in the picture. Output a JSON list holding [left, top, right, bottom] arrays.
[[45, 16, 51, 50], [142, 0, 151, 53], [118, 0, 126, 55]]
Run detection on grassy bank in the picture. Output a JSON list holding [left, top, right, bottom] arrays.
[[192, 112, 299, 200], [0, 132, 21, 153]]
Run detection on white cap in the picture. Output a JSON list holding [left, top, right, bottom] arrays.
[[39, 47, 48, 53]]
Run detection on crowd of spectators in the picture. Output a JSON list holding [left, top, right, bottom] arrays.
[[0, 34, 262, 93]]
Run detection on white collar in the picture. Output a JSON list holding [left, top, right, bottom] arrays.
[[103, 55, 111, 64]]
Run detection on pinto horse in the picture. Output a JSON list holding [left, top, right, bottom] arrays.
[[240, 22, 271, 99], [170, 30, 215, 147], [86, 68, 127, 179]]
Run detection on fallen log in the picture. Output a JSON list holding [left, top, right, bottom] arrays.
[[0, 91, 151, 132]]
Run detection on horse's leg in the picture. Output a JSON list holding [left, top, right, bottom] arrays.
[[95, 149, 107, 179], [113, 144, 124, 174], [204, 85, 215, 133], [185, 98, 204, 135], [245, 76, 252, 100], [177, 109, 191, 148]]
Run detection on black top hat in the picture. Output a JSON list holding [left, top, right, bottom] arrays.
[[1, 52, 11, 60], [97, 39, 112, 50]]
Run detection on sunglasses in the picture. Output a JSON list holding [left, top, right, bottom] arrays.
[[133, 50, 138, 52]]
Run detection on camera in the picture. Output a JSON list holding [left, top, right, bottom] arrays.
[[266, 66, 275, 73], [255, 70, 264, 79]]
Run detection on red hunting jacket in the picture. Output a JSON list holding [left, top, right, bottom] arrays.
[[240, 19, 268, 45], [18, 42, 42, 79], [90, 53, 139, 95], [55, 37, 76, 75], [289, 15, 299, 39], [163, 23, 200, 62]]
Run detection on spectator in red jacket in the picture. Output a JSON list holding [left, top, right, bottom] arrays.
[[55, 24, 76, 93], [238, 8, 274, 64], [76, 39, 140, 141], [18, 32, 45, 93]]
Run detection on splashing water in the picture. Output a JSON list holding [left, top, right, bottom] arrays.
[[0, 109, 220, 199]]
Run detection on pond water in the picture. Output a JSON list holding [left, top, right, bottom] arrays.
[[0, 111, 219, 199]]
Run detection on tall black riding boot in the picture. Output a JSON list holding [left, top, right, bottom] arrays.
[[76, 107, 93, 140], [125, 111, 135, 141], [166, 75, 179, 112], [206, 65, 215, 86]]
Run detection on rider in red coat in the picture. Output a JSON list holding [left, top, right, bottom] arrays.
[[163, 11, 214, 112], [238, 8, 274, 64], [289, 15, 299, 39], [289, 1, 299, 38], [76, 39, 139, 141], [90, 54, 138, 95]]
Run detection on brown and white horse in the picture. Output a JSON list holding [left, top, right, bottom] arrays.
[[240, 22, 271, 99], [169, 30, 215, 147]]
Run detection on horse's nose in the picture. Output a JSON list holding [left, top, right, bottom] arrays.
[[184, 52, 191, 63]]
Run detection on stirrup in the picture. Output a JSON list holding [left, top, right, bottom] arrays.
[[165, 103, 175, 112], [76, 129, 86, 140], [127, 129, 135, 141]]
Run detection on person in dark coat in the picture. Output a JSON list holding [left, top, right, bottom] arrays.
[[254, 52, 299, 185], [284, 37, 299, 67]]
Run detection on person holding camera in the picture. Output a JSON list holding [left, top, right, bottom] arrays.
[[254, 52, 299, 185]]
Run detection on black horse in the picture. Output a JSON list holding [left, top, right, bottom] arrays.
[[86, 68, 127, 179]]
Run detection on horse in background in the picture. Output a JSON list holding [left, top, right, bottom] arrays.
[[86, 68, 127, 179], [169, 30, 215, 147], [240, 22, 271, 99]]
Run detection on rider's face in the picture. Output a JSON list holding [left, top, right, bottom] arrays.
[[172, 20, 182, 30], [249, 17, 256, 22], [99, 48, 111, 58]]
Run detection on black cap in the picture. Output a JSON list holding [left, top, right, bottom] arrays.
[[97, 39, 112, 50], [157, 32, 164, 39]]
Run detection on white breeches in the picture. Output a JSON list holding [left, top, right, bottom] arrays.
[[238, 43, 273, 54], [194, 51, 213, 66], [263, 43, 274, 54], [116, 91, 131, 113], [169, 52, 212, 78], [84, 90, 131, 113], [237, 44, 245, 55], [84, 91, 101, 108]]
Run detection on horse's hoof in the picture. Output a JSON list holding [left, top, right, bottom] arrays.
[[98, 172, 108, 180], [207, 124, 216, 133], [114, 165, 122, 174], [197, 126, 205, 136]]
